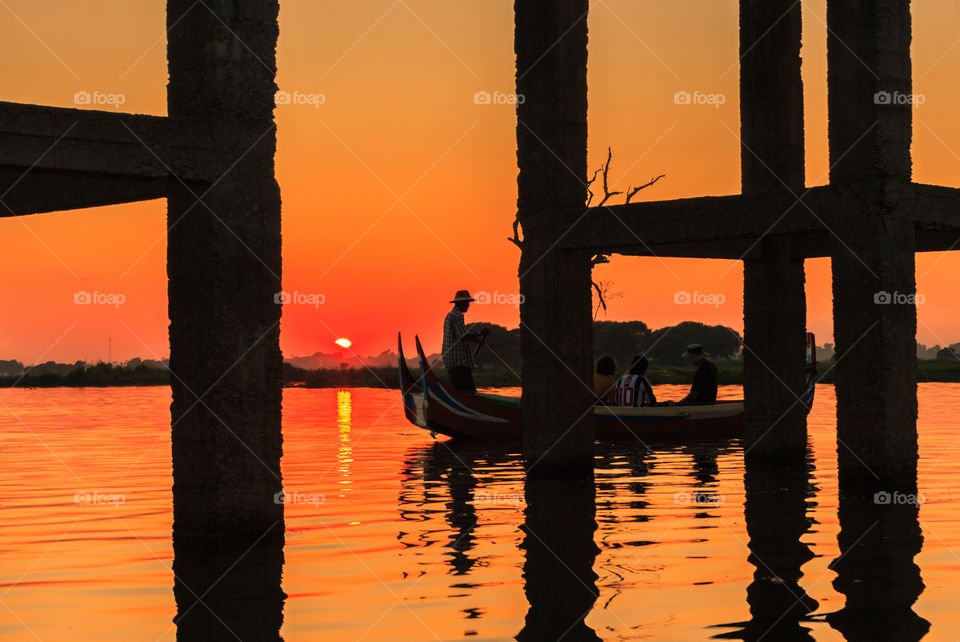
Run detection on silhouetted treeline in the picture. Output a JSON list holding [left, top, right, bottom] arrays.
[[468, 319, 744, 371], [0, 362, 169, 388]]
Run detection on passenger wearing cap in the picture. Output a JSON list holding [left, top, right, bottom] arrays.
[[669, 344, 718, 405], [441, 290, 490, 393]]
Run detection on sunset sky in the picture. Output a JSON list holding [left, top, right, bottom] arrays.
[[2, 0, 960, 364]]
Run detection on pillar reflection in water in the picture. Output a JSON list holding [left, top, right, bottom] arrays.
[[714, 452, 818, 640], [172, 522, 285, 641], [517, 476, 601, 641], [827, 484, 929, 641]]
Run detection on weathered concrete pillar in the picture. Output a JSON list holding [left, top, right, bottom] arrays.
[[167, 0, 284, 537], [828, 0, 918, 487], [515, 0, 595, 476], [740, 0, 809, 460]]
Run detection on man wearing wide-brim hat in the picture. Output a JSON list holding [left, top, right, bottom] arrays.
[[441, 290, 489, 393], [669, 343, 718, 405]]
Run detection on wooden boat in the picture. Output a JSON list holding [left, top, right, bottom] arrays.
[[398, 333, 817, 442]]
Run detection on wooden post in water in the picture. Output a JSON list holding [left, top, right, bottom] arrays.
[[515, 0, 595, 477]]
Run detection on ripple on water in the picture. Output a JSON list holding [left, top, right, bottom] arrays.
[[0, 385, 958, 639]]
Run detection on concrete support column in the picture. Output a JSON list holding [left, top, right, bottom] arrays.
[[827, 0, 918, 487], [740, 0, 809, 460], [515, 0, 595, 476], [166, 0, 284, 537]]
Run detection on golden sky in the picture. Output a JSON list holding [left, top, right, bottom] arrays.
[[1, 0, 960, 363]]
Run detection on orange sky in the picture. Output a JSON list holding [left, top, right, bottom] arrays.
[[1, 0, 960, 363]]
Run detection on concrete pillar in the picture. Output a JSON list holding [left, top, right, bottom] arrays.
[[166, 0, 284, 537], [515, 0, 595, 476], [740, 0, 809, 460], [827, 0, 918, 487]]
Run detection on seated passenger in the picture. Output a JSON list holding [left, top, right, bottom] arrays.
[[670, 344, 718, 405], [617, 355, 657, 407], [594, 355, 618, 405]]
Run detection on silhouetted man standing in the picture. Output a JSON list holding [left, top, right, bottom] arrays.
[[442, 290, 488, 393]]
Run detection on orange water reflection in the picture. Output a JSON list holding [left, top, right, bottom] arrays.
[[0, 385, 958, 639]]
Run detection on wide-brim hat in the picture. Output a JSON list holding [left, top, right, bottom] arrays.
[[681, 343, 710, 362], [450, 289, 475, 303]]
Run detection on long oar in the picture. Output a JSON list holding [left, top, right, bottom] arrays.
[[474, 339, 522, 384]]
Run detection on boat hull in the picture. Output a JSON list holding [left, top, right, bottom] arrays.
[[398, 333, 816, 443]]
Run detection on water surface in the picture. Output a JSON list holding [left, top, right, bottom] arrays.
[[1, 384, 958, 640]]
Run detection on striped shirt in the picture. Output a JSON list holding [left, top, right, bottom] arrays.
[[617, 374, 655, 407], [442, 307, 474, 369]]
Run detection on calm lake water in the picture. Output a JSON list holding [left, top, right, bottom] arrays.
[[1, 384, 958, 640]]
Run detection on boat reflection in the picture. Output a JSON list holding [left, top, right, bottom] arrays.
[[398, 441, 522, 576], [398, 441, 601, 639], [679, 441, 734, 520], [594, 441, 652, 521]]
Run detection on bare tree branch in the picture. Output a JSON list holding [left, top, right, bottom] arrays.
[[625, 174, 666, 204], [585, 167, 601, 207], [507, 216, 523, 249], [597, 147, 622, 207], [592, 280, 607, 319]]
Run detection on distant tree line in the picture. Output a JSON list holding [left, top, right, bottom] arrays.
[[465, 320, 744, 372], [917, 343, 960, 361]]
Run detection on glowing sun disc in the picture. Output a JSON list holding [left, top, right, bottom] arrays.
[[335, 338, 352, 349]]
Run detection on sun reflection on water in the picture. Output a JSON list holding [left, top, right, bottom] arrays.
[[336, 389, 354, 494]]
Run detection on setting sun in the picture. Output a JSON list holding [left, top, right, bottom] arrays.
[[334, 338, 352, 349]]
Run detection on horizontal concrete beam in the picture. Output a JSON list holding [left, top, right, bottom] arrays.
[[0, 101, 225, 214], [0, 168, 168, 216], [558, 186, 837, 257], [914, 183, 960, 229], [556, 183, 960, 259]]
